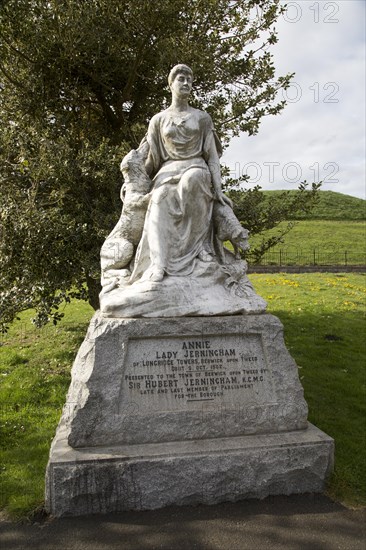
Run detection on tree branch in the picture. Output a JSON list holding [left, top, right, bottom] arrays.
[[0, 35, 35, 64], [0, 64, 24, 89]]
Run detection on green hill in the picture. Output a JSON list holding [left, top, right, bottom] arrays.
[[248, 220, 366, 265], [262, 190, 366, 221]]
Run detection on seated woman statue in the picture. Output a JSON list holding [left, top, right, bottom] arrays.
[[99, 64, 266, 317]]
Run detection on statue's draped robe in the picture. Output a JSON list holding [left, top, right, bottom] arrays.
[[130, 108, 222, 282], [99, 107, 267, 317]]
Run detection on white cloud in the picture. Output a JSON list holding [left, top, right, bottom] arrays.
[[222, 0, 366, 198]]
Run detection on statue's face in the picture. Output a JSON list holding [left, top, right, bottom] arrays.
[[170, 72, 193, 98]]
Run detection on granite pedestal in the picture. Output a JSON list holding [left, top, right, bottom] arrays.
[[45, 314, 334, 516]]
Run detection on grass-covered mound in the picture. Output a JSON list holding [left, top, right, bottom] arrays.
[[262, 190, 365, 221], [249, 220, 366, 265], [247, 191, 365, 264]]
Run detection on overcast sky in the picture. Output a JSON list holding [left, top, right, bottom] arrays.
[[222, 0, 366, 199]]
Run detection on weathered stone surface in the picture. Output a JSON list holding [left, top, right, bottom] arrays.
[[63, 313, 308, 448], [100, 258, 267, 318], [45, 313, 334, 516], [45, 422, 334, 517], [99, 64, 263, 319]]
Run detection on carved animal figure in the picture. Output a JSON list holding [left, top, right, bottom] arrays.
[[100, 144, 151, 282], [213, 202, 250, 259]]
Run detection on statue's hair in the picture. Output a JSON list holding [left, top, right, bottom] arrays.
[[168, 64, 193, 86]]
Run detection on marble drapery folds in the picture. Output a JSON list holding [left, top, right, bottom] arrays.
[[99, 106, 266, 317]]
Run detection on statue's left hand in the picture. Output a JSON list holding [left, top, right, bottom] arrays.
[[216, 192, 233, 209]]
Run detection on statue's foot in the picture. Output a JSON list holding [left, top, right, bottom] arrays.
[[141, 265, 165, 282], [198, 250, 213, 262]]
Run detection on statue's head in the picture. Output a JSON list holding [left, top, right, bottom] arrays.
[[168, 64, 193, 88]]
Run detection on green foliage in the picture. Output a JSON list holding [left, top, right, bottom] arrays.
[[0, 0, 303, 330], [262, 190, 366, 221]]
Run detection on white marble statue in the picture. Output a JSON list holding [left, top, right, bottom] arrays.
[[99, 64, 266, 317]]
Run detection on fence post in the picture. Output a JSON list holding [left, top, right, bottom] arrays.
[[345, 251, 347, 266], [279, 249, 282, 266], [313, 249, 316, 266]]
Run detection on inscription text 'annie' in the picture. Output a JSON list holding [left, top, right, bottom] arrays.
[[155, 340, 236, 360]]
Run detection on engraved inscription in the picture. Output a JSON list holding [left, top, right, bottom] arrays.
[[119, 334, 272, 411]]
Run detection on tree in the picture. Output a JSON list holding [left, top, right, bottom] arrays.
[[0, 0, 316, 330]]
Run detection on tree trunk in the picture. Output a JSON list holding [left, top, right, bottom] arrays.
[[86, 275, 101, 311]]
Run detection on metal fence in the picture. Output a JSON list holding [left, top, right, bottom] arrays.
[[248, 249, 366, 267]]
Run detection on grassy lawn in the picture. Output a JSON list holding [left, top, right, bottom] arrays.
[[0, 300, 93, 518], [249, 220, 366, 265], [251, 272, 366, 507], [0, 272, 365, 517]]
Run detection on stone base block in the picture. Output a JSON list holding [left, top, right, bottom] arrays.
[[45, 422, 334, 517]]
